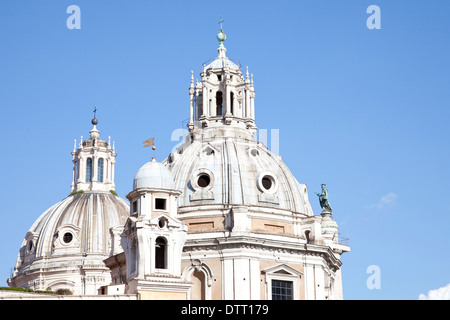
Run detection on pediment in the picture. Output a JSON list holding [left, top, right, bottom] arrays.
[[202, 144, 220, 156], [262, 264, 303, 277], [149, 213, 186, 230]]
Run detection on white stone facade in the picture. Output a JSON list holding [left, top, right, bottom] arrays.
[[104, 27, 350, 300], [8, 26, 349, 300]]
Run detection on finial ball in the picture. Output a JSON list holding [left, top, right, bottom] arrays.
[[217, 30, 226, 43], [91, 118, 98, 125], [152, 146, 156, 150]]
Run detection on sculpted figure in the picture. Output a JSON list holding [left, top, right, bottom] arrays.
[[315, 184, 332, 212]]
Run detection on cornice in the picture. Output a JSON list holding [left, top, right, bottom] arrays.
[[183, 235, 342, 271]]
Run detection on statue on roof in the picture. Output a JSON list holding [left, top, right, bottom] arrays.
[[316, 184, 332, 213]]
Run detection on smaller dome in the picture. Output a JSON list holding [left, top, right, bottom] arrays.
[[133, 158, 175, 190]]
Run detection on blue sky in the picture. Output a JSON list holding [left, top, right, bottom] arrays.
[[1, 0, 449, 299]]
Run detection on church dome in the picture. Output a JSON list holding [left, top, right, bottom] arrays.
[[9, 191, 129, 292], [14, 192, 129, 261], [133, 158, 175, 190], [8, 114, 130, 294], [166, 136, 313, 215]]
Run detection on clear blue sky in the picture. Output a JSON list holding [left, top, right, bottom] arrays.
[[1, 0, 449, 300]]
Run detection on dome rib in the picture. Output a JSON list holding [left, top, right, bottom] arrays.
[[17, 192, 129, 262], [168, 137, 313, 215]]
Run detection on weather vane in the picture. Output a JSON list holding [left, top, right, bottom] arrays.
[[143, 137, 156, 150]]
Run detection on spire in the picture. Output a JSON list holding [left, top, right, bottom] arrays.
[[217, 17, 227, 58], [92, 107, 98, 125], [89, 107, 100, 140]]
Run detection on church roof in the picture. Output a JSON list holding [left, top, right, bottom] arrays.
[[205, 56, 239, 71], [167, 137, 314, 215], [11, 192, 129, 279], [133, 158, 176, 190]]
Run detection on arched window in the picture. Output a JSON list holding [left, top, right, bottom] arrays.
[[216, 91, 223, 116], [86, 158, 92, 183], [155, 237, 167, 269], [191, 271, 206, 300], [305, 230, 311, 244], [98, 158, 104, 183], [230, 91, 234, 115]]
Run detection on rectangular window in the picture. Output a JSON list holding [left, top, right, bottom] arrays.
[[272, 280, 293, 300], [132, 201, 138, 213], [86, 158, 92, 183], [98, 158, 104, 183], [155, 198, 167, 210]]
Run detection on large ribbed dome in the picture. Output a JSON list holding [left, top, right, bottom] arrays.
[[166, 132, 314, 215], [9, 192, 129, 292], [28, 192, 128, 256]]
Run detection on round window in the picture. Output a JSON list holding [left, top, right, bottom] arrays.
[[197, 174, 211, 188], [63, 232, 73, 244], [257, 173, 278, 194], [250, 149, 259, 157], [191, 168, 214, 191], [262, 176, 272, 190]]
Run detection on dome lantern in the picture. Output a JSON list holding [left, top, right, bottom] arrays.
[[187, 18, 257, 135], [71, 110, 117, 193]]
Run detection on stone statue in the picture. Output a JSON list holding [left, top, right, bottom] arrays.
[[315, 184, 332, 213]]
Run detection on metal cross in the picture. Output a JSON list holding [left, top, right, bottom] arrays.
[[93, 107, 97, 118], [218, 17, 224, 30]]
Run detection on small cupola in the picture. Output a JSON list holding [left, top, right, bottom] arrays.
[[127, 158, 181, 219]]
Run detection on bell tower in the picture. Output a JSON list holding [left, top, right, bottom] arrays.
[[121, 158, 191, 299], [188, 19, 257, 136]]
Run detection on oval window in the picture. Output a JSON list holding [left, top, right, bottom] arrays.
[[63, 232, 73, 244], [158, 218, 166, 229], [262, 176, 273, 190]]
